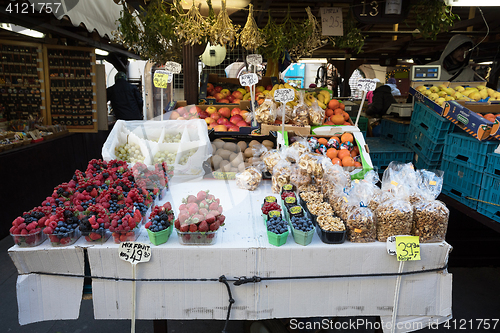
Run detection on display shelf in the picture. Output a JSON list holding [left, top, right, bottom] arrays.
[[0, 40, 46, 123], [43, 45, 97, 133]]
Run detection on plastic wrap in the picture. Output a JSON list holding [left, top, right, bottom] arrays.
[[272, 159, 292, 193], [292, 92, 310, 126], [309, 100, 325, 126], [254, 98, 277, 124], [297, 152, 325, 178], [346, 207, 376, 242], [322, 163, 351, 200], [262, 149, 281, 174], [290, 165, 312, 189], [285, 138, 310, 163], [375, 198, 413, 242], [276, 104, 294, 124], [235, 166, 263, 191]]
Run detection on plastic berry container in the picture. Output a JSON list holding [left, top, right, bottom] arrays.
[[81, 229, 110, 244], [288, 221, 315, 246], [112, 228, 140, 244], [11, 229, 47, 247], [266, 230, 289, 247], [147, 225, 173, 246], [176, 229, 218, 246], [49, 229, 81, 247]]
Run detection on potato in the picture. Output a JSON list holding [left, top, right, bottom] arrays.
[[213, 139, 225, 149], [211, 155, 223, 169], [262, 140, 274, 148], [231, 153, 244, 167], [223, 142, 238, 152], [216, 149, 232, 160], [230, 167, 239, 172], [237, 141, 247, 152], [211, 143, 217, 152], [238, 163, 246, 172], [249, 140, 260, 147], [244, 147, 254, 158], [219, 160, 231, 172]]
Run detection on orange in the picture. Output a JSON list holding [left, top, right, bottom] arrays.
[[354, 161, 362, 167], [318, 138, 328, 146], [341, 133, 354, 143], [350, 149, 359, 157], [333, 108, 344, 115], [339, 102, 345, 110], [324, 121, 335, 125], [325, 108, 334, 117], [332, 114, 345, 125], [328, 99, 340, 110], [351, 146, 360, 155], [343, 122, 351, 125], [342, 156, 355, 167], [326, 148, 338, 159], [484, 113, 496, 122], [343, 111, 350, 121], [331, 157, 342, 166], [337, 149, 350, 160]]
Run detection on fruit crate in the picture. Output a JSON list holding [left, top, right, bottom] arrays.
[[441, 157, 483, 210], [365, 137, 414, 172], [413, 152, 442, 170], [351, 116, 368, 132], [380, 118, 410, 145], [176, 229, 219, 245], [486, 153, 500, 176], [406, 124, 445, 163], [443, 132, 499, 170], [11, 229, 46, 247], [478, 173, 500, 223], [411, 102, 455, 143]]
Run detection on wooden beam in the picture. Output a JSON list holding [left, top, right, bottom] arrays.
[[467, 7, 476, 32], [393, 24, 398, 41]]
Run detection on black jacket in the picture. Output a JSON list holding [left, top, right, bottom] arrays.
[[107, 79, 144, 120], [366, 85, 396, 117]]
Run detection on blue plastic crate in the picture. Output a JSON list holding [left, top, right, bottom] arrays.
[[413, 152, 442, 170], [486, 153, 500, 176], [411, 102, 455, 143], [443, 132, 499, 170], [406, 124, 445, 162], [366, 137, 414, 171], [478, 173, 500, 223], [380, 119, 409, 145], [441, 157, 483, 210]]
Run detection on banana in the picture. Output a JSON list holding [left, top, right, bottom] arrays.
[[317, 100, 327, 109], [319, 90, 331, 104], [284, 83, 293, 89], [279, 84, 284, 89], [305, 100, 313, 107], [317, 94, 325, 104], [273, 84, 280, 90]]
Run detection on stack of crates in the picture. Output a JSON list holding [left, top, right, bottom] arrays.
[[441, 132, 499, 210], [478, 152, 500, 222], [380, 118, 410, 146], [365, 137, 414, 174], [406, 102, 455, 170]]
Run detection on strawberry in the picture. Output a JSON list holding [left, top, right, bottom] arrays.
[[199, 200, 209, 209], [196, 190, 208, 202], [185, 195, 197, 204], [178, 203, 186, 211], [174, 219, 181, 229], [218, 215, 226, 224], [209, 210, 220, 217], [89, 232, 102, 241], [187, 203, 199, 216], [163, 202, 172, 211], [90, 188, 98, 198], [145, 222, 152, 229], [217, 206, 223, 214], [199, 208, 208, 217], [209, 202, 219, 210], [178, 213, 189, 224], [180, 224, 189, 232], [206, 216, 216, 224], [210, 221, 220, 231], [192, 214, 204, 223], [198, 221, 209, 232], [89, 216, 96, 225], [189, 224, 198, 232]]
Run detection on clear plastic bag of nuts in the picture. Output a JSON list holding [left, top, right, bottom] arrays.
[[346, 206, 376, 242], [235, 165, 263, 191], [375, 198, 413, 242], [309, 100, 325, 126], [321, 163, 351, 201], [298, 152, 325, 178], [272, 159, 292, 193], [292, 92, 310, 126], [254, 98, 277, 124], [290, 165, 312, 189]]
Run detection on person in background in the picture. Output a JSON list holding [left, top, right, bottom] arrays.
[[428, 34, 479, 82], [107, 72, 144, 120], [366, 78, 380, 104], [365, 81, 397, 118], [386, 78, 401, 96]]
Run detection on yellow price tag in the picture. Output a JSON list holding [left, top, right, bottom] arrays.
[[391, 180, 398, 186], [396, 236, 421, 261], [429, 180, 437, 185], [153, 71, 170, 89]]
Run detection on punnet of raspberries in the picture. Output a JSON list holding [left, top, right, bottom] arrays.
[[261, 202, 281, 215], [174, 190, 225, 233], [281, 191, 296, 201]]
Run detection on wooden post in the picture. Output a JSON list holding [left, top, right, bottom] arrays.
[[183, 43, 207, 105]]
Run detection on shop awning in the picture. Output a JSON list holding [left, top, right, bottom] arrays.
[[27, 0, 122, 38]]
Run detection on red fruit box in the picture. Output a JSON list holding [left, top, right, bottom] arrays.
[[49, 229, 81, 247], [11, 229, 47, 247], [176, 229, 218, 245], [112, 228, 140, 244], [82, 229, 110, 244]]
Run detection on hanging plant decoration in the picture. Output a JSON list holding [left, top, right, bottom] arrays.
[[259, 11, 285, 61], [281, 5, 312, 62], [209, 0, 240, 48], [174, 0, 210, 46], [412, 0, 459, 40], [239, 4, 266, 52], [112, 0, 182, 64], [329, 14, 365, 54], [288, 7, 329, 61]]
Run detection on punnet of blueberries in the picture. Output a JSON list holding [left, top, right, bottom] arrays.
[[267, 216, 288, 235], [148, 213, 171, 233], [291, 215, 314, 232]]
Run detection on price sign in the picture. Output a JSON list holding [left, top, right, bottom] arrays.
[[357, 78, 377, 92], [320, 7, 343, 36], [153, 70, 172, 88], [119, 242, 152, 264], [274, 88, 294, 103], [239, 73, 258, 87], [387, 236, 420, 261], [164, 61, 182, 74], [247, 54, 262, 65]]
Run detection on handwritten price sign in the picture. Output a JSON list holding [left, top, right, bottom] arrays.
[[274, 88, 295, 103], [387, 236, 421, 261], [119, 242, 152, 264], [247, 54, 263, 65], [239, 73, 258, 87], [153, 70, 172, 88], [320, 7, 343, 36], [357, 78, 377, 92], [164, 61, 182, 74]]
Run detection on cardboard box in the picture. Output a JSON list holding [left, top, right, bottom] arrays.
[[261, 123, 311, 136]]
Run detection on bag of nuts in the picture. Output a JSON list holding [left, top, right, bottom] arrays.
[[262, 149, 281, 174], [309, 100, 325, 126], [375, 198, 413, 242], [235, 164, 264, 191], [290, 164, 312, 189], [292, 91, 310, 126], [321, 163, 351, 201]]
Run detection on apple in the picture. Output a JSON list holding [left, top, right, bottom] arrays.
[[231, 107, 241, 116], [219, 99, 230, 103], [198, 110, 209, 119], [214, 125, 227, 132], [206, 83, 214, 93], [220, 89, 231, 98], [177, 107, 188, 117], [233, 99, 241, 104], [205, 117, 216, 125], [237, 88, 246, 95], [214, 86, 222, 93], [209, 89, 217, 96], [206, 106, 217, 115], [228, 125, 239, 132], [217, 117, 230, 125], [239, 110, 249, 120], [236, 120, 249, 127], [232, 91, 243, 99], [219, 107, 231, 118], [210, 112, 221, 121], [227, 95, 235, 103], [170, 111, 180, 120], [230, 114, 243, 125], [190, 106, 202, 115], [214, 93, 223, 101], [208, 123, 217, 130], [256, 86, 265, 93], [266, 85, 273, 91]]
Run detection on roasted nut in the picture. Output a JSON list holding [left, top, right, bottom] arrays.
[[411, 200, 449, 243], [317, 215, 345, 231], [375, 199, 413, 242], [346, 207, 376, 243]]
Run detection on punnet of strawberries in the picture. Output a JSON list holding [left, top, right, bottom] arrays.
[[174, 190, 226, 234]]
